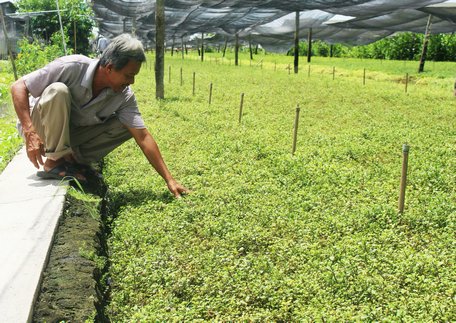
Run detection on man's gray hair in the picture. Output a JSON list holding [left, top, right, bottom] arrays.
[[99, 34, 146, 70]]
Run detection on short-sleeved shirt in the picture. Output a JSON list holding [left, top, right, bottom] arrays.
[[23, 54, 145, 129]]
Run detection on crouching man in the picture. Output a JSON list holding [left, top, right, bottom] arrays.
[[11, 34, 188, 198]]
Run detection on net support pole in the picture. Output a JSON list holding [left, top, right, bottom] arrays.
[[201, 32, 204, 62], [222, 37, 228, 58], [294, 11, 300, 74], [155, 0, 165, 99], [235, 32, 239, 66], [0, 5, 17, 80], [418, 15, 432, 73], [171, 36, 175, 57]]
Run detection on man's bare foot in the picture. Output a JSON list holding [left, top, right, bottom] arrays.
[[43, 158, 65, 172]]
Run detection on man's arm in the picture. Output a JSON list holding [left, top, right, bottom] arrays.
[[11, 79, 45, 168], [128, 127, 188, 198]]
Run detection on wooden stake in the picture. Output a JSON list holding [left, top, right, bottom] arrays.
[[239, 93, 244, 123], [363, 68, 366, 85], [292, 105, 301, 155], [180, 67, 183, 86], [405, 73, 409, 93], [398, 144, 410, 213], [168, 65, 171, 83], [208, 82, 213, 104], [192, 72, 196, 95]]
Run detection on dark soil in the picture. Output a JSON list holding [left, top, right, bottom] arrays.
[[32, 177, 109, 323]]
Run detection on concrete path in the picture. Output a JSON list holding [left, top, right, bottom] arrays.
[[0, 147, 66, 322]]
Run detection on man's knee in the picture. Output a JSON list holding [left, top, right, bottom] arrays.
[[40, 82, 71, 105]]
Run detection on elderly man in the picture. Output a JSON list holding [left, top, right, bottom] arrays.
[[11, 34, 188, 198]]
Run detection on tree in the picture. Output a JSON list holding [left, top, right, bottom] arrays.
[[15, 0, 94, 55]]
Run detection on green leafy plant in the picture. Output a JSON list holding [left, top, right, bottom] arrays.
[[15, 35, 71, 76]]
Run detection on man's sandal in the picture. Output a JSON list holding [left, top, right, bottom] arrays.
[[36, 163, 88, 184]]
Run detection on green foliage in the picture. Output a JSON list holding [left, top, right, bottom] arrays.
[[292, 32, 456, 62], [427, 33, 456, 61], [15, 0, 94, 55], [102, 53, 455, 320], [290, 41, 348, 58], [0, 68, 21, 173], [15, 36, 70, 76], [0, 117, 21, 172], [351, 33, 424, 60]]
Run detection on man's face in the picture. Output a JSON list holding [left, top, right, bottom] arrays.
[[107, 60, 142, 92]]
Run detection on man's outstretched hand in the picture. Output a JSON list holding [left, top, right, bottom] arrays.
[[166, 178, 189, 199]]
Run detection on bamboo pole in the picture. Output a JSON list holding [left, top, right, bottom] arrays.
[[398, 144, 410, 213]]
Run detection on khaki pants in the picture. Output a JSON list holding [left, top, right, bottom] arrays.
[[30, 82, 132, 164]]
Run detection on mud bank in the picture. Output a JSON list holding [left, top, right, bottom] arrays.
[[32, 178, 110, 322]]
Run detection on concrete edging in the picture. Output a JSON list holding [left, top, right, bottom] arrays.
[[0, 147, 67, 322]]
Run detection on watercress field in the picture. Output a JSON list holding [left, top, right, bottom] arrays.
[[104, 53, 454, 320]]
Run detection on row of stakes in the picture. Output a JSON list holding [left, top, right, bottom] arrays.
[[172, 56, 413, 93], [168, 64, 413, 96], [168, 66, 412, 214]]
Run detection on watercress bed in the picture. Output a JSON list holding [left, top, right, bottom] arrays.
[[78, 53, 456, 320]]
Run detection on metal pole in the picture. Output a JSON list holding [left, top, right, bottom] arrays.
[[0, 5, 17, 80], [55, 0, 67, 55]]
